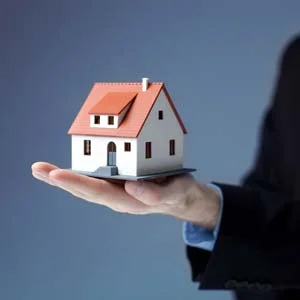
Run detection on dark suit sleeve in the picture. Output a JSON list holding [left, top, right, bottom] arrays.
[[186, 107, 300, 289], [186, 182, 290, 286]]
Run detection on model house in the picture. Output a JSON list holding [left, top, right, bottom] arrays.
[[68, 78, 190, 179]]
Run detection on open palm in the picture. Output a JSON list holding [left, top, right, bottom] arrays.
[[31, 162, 197, 219]]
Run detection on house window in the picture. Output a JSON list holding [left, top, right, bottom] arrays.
[[124, 142, 131, 152], [158, 110, 163, 120], [108, 116, 114, 125], [94, 115, 100, 124], [145, 142, 152, 159], [84, 140, 91, 155], [169, 139, 175, 155]]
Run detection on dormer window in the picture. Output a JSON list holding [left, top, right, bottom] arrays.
[[88, 92, 137, 128], [94, 115, 100, 124], [108, 116, 114, 125]]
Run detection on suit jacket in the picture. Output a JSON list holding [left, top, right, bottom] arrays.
[[186, 36, 300, 300]]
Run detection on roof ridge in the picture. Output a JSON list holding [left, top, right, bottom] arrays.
[[95, 82, 164, 85]]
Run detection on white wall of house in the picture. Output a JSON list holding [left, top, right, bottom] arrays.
[[71, 135, 137, 175], [137, 90, 184, 175]]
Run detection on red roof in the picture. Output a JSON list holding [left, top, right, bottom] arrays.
[[68, 82, 187, 138]]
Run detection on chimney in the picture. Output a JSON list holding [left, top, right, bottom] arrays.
[[142, 77, 149, 92]]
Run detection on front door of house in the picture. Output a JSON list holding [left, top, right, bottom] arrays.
[[107, 142, 116, 166]]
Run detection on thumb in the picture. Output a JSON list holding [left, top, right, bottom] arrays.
[[125, 180, 164, 206]]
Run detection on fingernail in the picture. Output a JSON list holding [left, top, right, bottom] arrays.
[[49, 178, 63, 185], [33, 172, 48, 180]]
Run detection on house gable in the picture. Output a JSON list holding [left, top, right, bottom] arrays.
[[137, 88, 185, 138], [136, 89, 185, 175]]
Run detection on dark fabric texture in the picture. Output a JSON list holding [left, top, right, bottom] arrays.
[[185, 35, 300, 299]]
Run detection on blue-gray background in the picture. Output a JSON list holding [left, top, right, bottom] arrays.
[[1, 1, 300, 299]]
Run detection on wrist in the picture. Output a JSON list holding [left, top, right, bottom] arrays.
[[179, 182, 221, 230]]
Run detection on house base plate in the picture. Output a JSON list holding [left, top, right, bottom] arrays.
[[66, 168, 197, 181]]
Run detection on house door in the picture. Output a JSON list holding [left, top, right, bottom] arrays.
[[107, 142, 116, 166]]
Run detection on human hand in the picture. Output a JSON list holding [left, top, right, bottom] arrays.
[[31, 162, 220, 228]]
